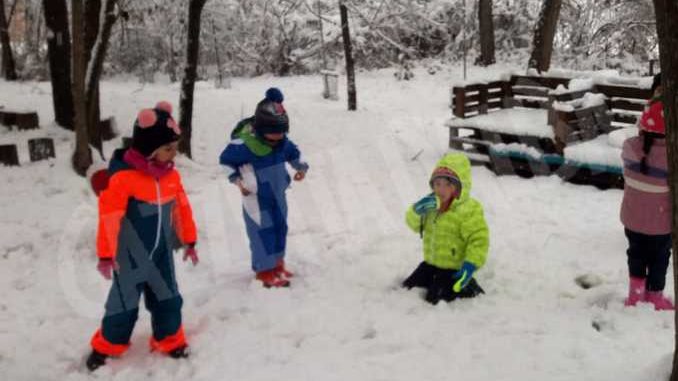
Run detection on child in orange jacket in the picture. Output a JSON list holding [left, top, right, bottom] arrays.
[[86, 102, 198, 371]]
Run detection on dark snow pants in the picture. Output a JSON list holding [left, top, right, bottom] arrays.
[[99, 231, 183, 349], [625, 228, 672, 292], [402, 261, 484, 305]]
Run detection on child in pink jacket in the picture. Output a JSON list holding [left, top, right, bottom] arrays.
[[621, 73, 673, 311]]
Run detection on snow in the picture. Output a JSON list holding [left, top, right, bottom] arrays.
[[0, 65, 674, 381], [489, 142, 544, 160], [552, 92, 608, 114], [553, 101, 575, 112], [581, 92, 608, 108], [517, 68, 653, 89], [563, 135, 623, 170], [608, 127, 639, 149], [569, 78, 595, 92], [446, 108, 554, 138], [551, 84, 568, 95]]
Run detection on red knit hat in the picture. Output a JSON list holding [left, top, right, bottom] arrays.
[[639, 100, 665, 135]]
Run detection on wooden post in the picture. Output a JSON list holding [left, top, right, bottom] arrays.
[[501, 81, 513, 108], [478, 86, 489, 114], [553, 110, 570, 154], [0, 144, 19, 166], [449, 127, 463, 150], [547, 94, 557, 127], [28, 138, 56, 162], [321, 70, 339, 100], [453, 87, 466, 118]]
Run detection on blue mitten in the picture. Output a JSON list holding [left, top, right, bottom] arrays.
[[453, 262, 477, 293], [413, 193, 438, 215]]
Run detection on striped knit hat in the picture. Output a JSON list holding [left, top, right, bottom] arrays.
[[429, 167, 462, 190]]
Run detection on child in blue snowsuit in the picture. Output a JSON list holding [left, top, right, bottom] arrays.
[[219, 88, 309, 287]]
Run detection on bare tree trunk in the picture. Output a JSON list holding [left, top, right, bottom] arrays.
[[24, 3, 43, 63], [7, 0, 17, 24], [339, 3, 356, 111], [654, 1, 678, 380], [71, 0, 92, 176], [528, 0, 562, 73], [0, 0, 18, 80], [210, 17, 224, 86], [179, 0, 208, 159], [85, 0, 118, 156], [477, 0, 495, 66], [84, 0, 102, 154], [317, 0, 327, 69], [167, 32, 177, 83], [43, 0, 74, 129]]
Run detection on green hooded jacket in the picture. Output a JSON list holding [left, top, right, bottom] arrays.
[[232, 118, 274, 157], [405, 153, 489, 270]]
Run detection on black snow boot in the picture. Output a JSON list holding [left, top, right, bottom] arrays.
[[168, 345, 190, 359], [86, 350, 108, 371]]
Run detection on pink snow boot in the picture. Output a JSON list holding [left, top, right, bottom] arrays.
[[624, 277, 645, 307], [645, 291, 675, 311]]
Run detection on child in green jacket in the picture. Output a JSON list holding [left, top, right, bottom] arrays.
[[402, 153, 489, 304]]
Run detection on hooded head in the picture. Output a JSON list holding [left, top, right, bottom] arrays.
[[429, 153, 472, 205]]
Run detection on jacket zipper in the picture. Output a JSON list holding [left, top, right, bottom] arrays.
[[430, 212, 438, 265], [149, 180, 162, 260]]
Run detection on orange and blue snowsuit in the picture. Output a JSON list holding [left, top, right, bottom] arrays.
[[90, 148, 197, 356]]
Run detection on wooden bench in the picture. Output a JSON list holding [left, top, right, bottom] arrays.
[[0, 109, 40, 130], [447, 75, 570, 171], [0, 138, 55, 166], [551, 85, 650, 147], [447, 75, 652, 188], [551, 84, 651, 189]]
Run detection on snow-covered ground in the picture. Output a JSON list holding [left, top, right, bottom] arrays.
[[0, 65, 674, 381]]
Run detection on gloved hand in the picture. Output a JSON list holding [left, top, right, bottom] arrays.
[[293, 171, 306, 181], [183, 243, 199, 266], [453, 262, 477, 293], [413, 193, 438, 215], [97, 258, 118, 280], [236, 178, 251, 196]]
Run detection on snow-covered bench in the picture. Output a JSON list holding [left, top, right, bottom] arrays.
[[446, 75, 571, 165], [551, 81, 650, 148], [446, 74, 653, 189], [551, 82, 650, 188]]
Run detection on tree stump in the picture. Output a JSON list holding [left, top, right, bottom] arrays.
[[0, 144, 19, 166], [321, 70, 339, 100], [28, 138, 56, 162]]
